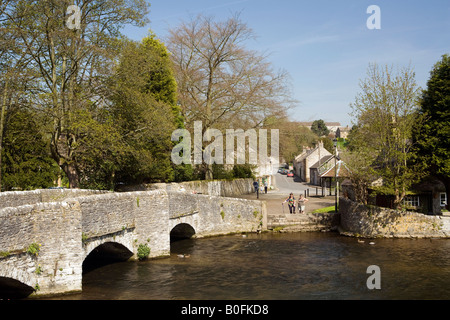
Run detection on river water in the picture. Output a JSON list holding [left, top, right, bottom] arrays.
[[54, 232, 450, 300]]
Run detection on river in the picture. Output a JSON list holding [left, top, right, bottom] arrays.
[[54, 232, 450, 300]]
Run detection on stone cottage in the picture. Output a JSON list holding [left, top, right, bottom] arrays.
[[293, 141, 332, 183]]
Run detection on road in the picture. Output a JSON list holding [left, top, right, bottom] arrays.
[[246, 173, 308, 201], [272, 173, 309, 195]]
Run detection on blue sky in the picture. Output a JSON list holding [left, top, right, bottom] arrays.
[[124, 0, 450, 127]]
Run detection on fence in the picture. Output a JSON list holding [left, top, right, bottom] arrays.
[[303, 186, 337, 197]]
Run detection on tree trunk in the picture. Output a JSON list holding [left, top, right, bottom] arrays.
[[205, 165, 213, 180], [62, 162, 79, 189], [393, 185, 406, 210], [0, 81, 9, 192], [51, 133, 79, 189]]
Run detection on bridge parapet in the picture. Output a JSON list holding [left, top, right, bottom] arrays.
[[0, 189, 109, 210], [168, 192, 200, 219]]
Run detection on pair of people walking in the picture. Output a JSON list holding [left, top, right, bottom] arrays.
[[253, 180, 269, 195], [282, 193, 309, 214]]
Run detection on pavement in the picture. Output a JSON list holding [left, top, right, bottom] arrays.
[[236, 173, 336, 216]]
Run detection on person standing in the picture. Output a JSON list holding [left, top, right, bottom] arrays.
[[253, 180, 260, 199], [298, 194, 309, 214], [253, 180, 259, 193], [283, 193, 296, 214], [264, 180, 268, 194]]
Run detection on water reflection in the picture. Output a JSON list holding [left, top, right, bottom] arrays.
[[55, 232, 450, 300]]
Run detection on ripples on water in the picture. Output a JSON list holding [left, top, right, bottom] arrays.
[[63, 232, 450, 300]]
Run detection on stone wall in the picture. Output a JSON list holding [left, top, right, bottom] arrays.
[[167, 191, 266, 238], [79, 193, 137, 239], [0, 190, 41, 209], [0, 201, 83, 296], [339, 197, 450, 238], [195, 194, 266, 237], [131, 178, 254, 197], [168, 191, 199, 219], [268, 212, 340, 233], [133, 191, 171, 258]]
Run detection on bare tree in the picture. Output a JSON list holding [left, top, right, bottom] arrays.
[[168, 14, 294, 129], [167, 14, 295, 178]]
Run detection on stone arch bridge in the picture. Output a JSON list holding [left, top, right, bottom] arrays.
[[0, 188, 266, 298]]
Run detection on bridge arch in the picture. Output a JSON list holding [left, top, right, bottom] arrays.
[[0, 258, 36, 299], [83, 242, 134, 273], [83, 228, 136, 261], [0, 276, 35, 299], [170, 223, 196, 242]]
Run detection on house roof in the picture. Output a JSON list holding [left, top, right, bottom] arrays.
[[411, 176, 446, 193], [320, 160, 351, 178], [294, 143, 332, 162], [297, 122, 341, 127], [310, 155, 335, 169], [337, 126, 351, 132]]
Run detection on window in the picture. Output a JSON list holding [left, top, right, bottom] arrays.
[[403, 195, 420, 208], [440, 193, 447, 207]]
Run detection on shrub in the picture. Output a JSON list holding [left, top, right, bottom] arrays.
[[137, 243, 150, 260], [27, 243, 41, 256]]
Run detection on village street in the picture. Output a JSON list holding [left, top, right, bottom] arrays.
[[238, 173, 336, 216]]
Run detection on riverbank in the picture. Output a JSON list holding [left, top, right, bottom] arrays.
[[339, 197, 450, 239], [235, 189, 450, 238]]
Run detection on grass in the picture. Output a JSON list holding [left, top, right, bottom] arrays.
[[311, 206, 336, 214]]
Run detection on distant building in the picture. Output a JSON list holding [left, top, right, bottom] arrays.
[[336, 126, 351, 139], [293, 141, 332, 183], [297, 122, 343, 136]]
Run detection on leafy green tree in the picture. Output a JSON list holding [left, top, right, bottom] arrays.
[[347, 64, 424, 207], [2, 0, 149, 188], [342, 124, 379, 204], [139, 35, 194, 183], [141, 34, 184, 129], [71, 108, 128, 190], [109, 36, 180, 185], [1, 1, 38, 190], [1, 108, 59, 190], [413, 54, 450, 209], [319, 137, 334, 154], [232, 164, 256, 179], [311, 120, 330, 137], [265, 119, 319, 163]]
